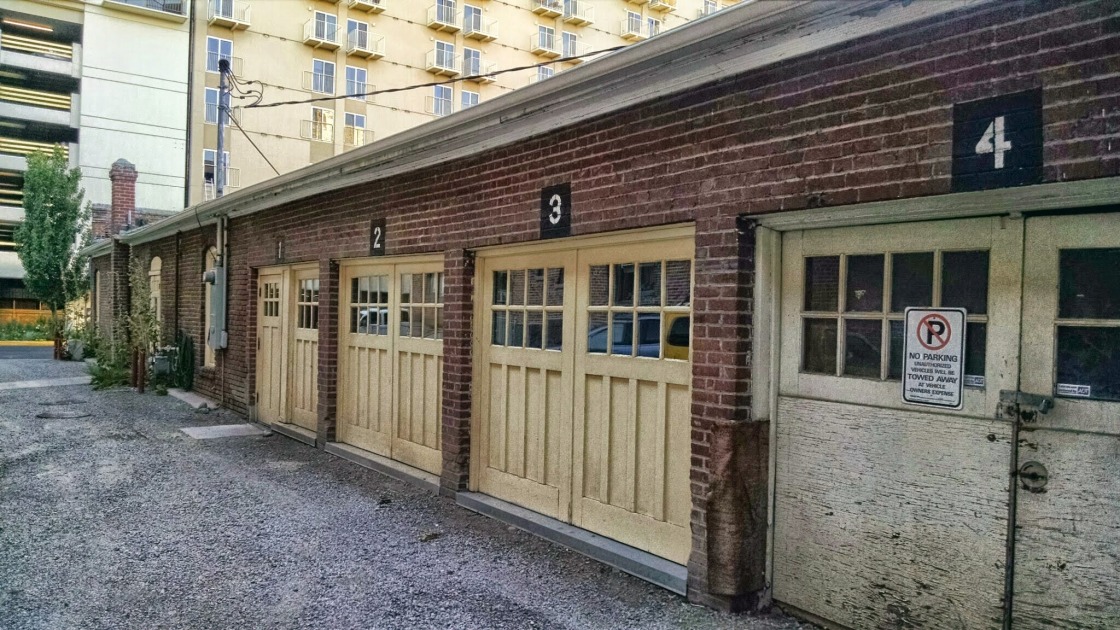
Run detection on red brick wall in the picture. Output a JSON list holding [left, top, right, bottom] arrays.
[[120, 0, 1120, 608]]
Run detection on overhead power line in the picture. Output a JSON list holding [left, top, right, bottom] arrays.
[[224, 109, 281, 177], [243, 46, 627, 110]]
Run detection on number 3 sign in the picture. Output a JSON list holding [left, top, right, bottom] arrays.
[[951, 88, 1043, 193], [540, 182, 571, 239]]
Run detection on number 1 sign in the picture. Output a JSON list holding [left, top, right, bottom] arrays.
[[951, 88, 1043, 193]]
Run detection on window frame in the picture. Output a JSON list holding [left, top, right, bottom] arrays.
[[206, 36, 233, 74]]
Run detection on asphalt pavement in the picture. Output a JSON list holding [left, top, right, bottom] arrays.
[[0, 360, 810, 630], [0, 345, 53, 361]]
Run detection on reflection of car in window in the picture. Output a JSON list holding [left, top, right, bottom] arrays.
[[356, 307, 409, 335], [588, 312, 689, 359]]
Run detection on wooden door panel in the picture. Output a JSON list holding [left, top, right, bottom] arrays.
[[392, 346, 442, 474], [773, 397, 1010, 629], [256, 272, 285, 425], [337, 343, 392, 456], [290, 334, 318, 431], [1012, 429, 1120, 629]]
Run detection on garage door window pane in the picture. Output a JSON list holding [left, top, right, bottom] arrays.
[[588, 312, 608, 353], [493, 271, 508, 305], [526, 311, 543, 349], [965, 323, 986, 381], [844, 319, 881, 377], [845, 255, 884, 312], [546, 312, 563, 350], [803, 318, 837, 374], [888, 320, 904, 379], [666, 260, 691, 306], [890, 252, 934, 312], [637, 314, 660, 358], [1056, 326, 1120, 401], [509, 310, 524, 347], [805, 256, 839, 312], [639, 262, 661, 307], [510, 270, 526, 306], [1060, 249, 1120, 319], [614, 263, 635, 307], [590, 266, 609, 306], [547, 268, 564, 306], [942, 251, 989, 315], [611, 312, 634, 356], [527, 268, 545, 306], [492, 311, 507, 345]]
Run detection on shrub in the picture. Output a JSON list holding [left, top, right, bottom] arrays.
[[0, 319, 52, 341]]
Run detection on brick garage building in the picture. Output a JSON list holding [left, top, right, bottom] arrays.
[[87, 1, 1120, 626]]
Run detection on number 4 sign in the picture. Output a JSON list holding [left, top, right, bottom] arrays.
[[951, 88, 1043, 193]]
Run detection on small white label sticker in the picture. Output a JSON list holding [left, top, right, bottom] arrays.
[[963, 375, 986, 388], [1056, 383, 1091, 398]]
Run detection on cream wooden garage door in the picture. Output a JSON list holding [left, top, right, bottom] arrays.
[[474, 227, 694, 564], [773, 213, 1120, 629], [255, 264, 319, 433], [337, 258, 444, 475]]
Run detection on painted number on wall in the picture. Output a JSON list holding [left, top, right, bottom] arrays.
[[951, 88, 1043, 193], [370, 218, 386, 256], [540, 182, 572, 239]]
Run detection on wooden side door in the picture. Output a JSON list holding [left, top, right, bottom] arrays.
[[390, 262, 445, 475], [475, 252, 576, 520], [570, 239, 694, 565], [288, 267, 319, 432], [773, 217, 1025, 629], [256, 269, 286, 424], [1013, 213, 1120, 628], [338, 263, 394, 456]]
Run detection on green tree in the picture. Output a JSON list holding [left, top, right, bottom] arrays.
[[16, 147, 90, 359]]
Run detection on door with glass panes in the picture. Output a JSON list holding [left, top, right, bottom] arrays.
[[474, 228, 694, 563], [256, 269, 286, 425], [289, 267, 320, 432], [1013, 213, 1120, 628], [337, 259, 445, 475], [774, 217, 1024, 629]]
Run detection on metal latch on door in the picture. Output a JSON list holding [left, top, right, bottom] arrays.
[[998, 389, 1054, 423]]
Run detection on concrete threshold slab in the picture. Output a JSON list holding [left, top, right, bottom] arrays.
[[168, 388, 217, 410], [181, 424, 271, 439], [270, 421, 317, 447], [0, 376, 91, 391], [456, 492, 687, 596], [324, 442, 439, 494]]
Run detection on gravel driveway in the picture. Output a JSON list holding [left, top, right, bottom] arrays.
[[0, 361, 808, 630]]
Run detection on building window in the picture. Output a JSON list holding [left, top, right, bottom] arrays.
[[347, 19, 369, 50], [344, 112, 367, 146], [204, 247, 218, 368], [149, 257, 162, 325], [463, 4, 482, 32], [461, 90, 479, 110], [313, 11, 338, 41], [626, 12, 642, 35], [203, 149, 231, 195], [435, 40, 456, 69], [205, 88, 219, 124], [536, 65, 554, 82], [562, 31, 578, 57], [206, 37, 233, 73], [702, 0, 720, 16], [435, 0, 456, 24], [345, 66, 367, 100], [309, 107, 334, 142], [297, 278, 320, 330], [647, 17, 661, 37], [462, 47, 481, 76], [537, 25, 555, 51], [311, 59, 335, 94], [432, 84, 452, 117]]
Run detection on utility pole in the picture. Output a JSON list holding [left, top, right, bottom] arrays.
[[216, 58, 230, 199]]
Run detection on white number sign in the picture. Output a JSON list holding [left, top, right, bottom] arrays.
[[975, 115, 1012, 169]]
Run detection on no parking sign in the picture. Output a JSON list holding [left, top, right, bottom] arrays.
[[902, 308, 966, 409]]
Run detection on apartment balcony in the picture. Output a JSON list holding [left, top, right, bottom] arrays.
[[208, 0, 251, 30], [528, 73, 554, 86], [203, 103, 243, 126], [424, 50, 460, 77], [206, 53, 244, 75], [342, 126, 374, 147], [561, 2, 594, 26], [424, 96, 454, 117], [300, 120, 334, 143], [462, 58, 496, 83], [426, 5, 461, 33], [344, 82, 376, 103], [346, 31, 385, 59], [303, 20, 342, 50], [697, 4, 721, 17], [103, 0, 188, 22], [301, 71, 335, 94], [347, 0, 386, 13], [463, 17, 498, 42], [529, 33, 560, 58], [625, 0, 650, 4], [531, 0, 563, 18], [563, 40, 590, 63], [202, 169, 242, 201], [648, 0, 675, 12], [620, 20, 650, 40]]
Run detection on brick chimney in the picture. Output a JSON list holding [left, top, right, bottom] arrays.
[[108, 158, 137, 235]]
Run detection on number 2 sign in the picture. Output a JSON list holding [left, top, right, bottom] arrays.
[[951, 88, 1043, 193]]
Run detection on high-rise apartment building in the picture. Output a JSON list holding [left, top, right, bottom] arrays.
[[187, 0, 740, 204], [0, 0, 189, 321]]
